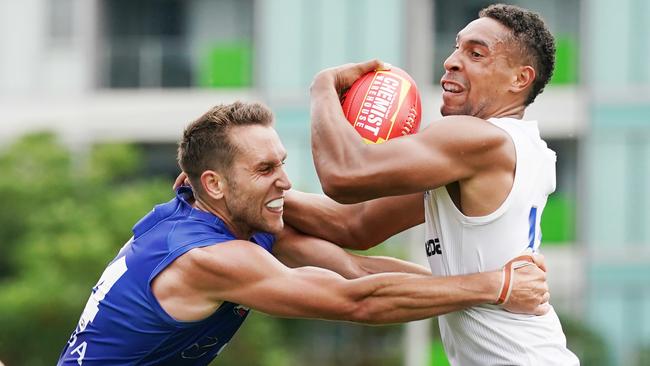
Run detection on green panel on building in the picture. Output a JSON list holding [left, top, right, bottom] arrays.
[[541, 194, 576, 243], [550, 36, 579, 85], [199, 42, 252, 88]]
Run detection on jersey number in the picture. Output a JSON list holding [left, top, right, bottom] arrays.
[[67, 252, 129, 365]]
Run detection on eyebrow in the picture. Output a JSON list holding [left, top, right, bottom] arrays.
[[255, 153, 287, 168], [456, 35, 490, 48]]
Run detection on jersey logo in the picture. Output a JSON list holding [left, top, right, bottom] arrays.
[[181, 336, 220, 359], [233, 305, 250, 317], [425, 238, 442, 256]]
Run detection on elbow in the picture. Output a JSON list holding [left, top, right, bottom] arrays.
[[314, 146, 375, 204], [343, 236, 379, 251], [320, 172, 365, 204], [329, 231, 378, 251], [321, 184, 348, 204], [319, 169, 349, 202]]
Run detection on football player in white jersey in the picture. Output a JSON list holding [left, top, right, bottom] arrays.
[[285, 4, 579, 365]]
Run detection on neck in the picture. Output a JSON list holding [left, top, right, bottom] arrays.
[[487, 101, 526, 120], [193, 196, 252, 240]]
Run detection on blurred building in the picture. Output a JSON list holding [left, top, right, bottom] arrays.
[[0, 0, 647, 364], [583, 0, 650, 364]]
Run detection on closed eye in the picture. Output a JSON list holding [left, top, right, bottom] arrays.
[[257, 160, 286, 175], [258, 165, 274, 175]]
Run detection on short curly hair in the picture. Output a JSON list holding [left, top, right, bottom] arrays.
[[479, 4, 556, 106]]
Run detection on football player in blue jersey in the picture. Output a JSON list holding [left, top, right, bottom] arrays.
[[58, 101, 548, 366]]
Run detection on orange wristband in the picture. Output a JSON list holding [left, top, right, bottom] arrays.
[[495, 255, 535, 305]]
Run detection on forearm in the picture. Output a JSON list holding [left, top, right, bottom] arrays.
[[197, 241, 546, 325], [284, 190, 424, 250], [246, 267, 498, 324], [274, 224, 411, 279], [351, 254, 431, 277], [345, 271, 500, 324], [310, 74, 368, 201], [284, 189, 363, 247]]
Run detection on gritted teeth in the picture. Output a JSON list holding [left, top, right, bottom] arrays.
[[266, 198, 284, 209]]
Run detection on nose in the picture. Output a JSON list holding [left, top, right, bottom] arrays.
[[443, 49, 462, 72], [276, 166, 292, 191]]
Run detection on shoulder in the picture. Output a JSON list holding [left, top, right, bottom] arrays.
[[151, 239, 273, 321], [423, 115, 511, 144], [179, 239, 271, 277], [182, 239, 260, 262], [155, 239, 268, 297], [415, 115, 513, 161]]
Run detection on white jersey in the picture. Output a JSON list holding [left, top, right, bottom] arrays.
[[424, 117, 579, 365]]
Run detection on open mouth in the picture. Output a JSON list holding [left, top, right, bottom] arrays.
[[441, 81, 464, 94]]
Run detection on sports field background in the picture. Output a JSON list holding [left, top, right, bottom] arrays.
[[1, 0, 649, 365]]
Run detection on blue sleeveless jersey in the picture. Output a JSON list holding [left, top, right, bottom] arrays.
[[57, 187, 275, 365]]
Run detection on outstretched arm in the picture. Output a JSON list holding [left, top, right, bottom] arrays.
[[154, 240, 549, 325], [273, 225, 431, 278]]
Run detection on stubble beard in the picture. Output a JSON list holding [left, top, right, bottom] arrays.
[[441, 100, 488, 119], [225, 178, 279, 238], [441, 105, 471, 117]]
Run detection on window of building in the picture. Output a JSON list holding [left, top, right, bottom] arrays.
[[100, 0, 254, 89], [48, 0, 76, 46], [137, 142, 180, 178]]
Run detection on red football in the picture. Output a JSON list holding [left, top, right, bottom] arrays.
[[341, 66, 421, 144]]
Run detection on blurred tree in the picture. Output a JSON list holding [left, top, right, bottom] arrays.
[[214, 313, 294, 366], [0, 133, 169, 364], [0, 133, 72, 280], [635, 344, 650, 366], [0, 132, 295, 365], [560, 314, 610, 366]]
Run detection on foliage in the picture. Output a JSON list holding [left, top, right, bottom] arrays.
[[0, 133, 293, 365], [560, 314, 610, 366], [213, 313, 294, 366], [634, 343, 650, 366]]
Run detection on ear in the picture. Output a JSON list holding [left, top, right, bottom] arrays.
[[510, 65, 535, 94], [200, 170, 226, 200]]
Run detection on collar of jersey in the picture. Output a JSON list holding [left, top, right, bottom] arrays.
[[175, 185, 235, 236]]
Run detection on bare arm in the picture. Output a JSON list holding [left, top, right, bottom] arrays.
[[154, 240, 549, 325], [172, 172, 423, 249], [283, 190, 424, 249], [310, 60, 513, 203], [273, 225, 431, 278]]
